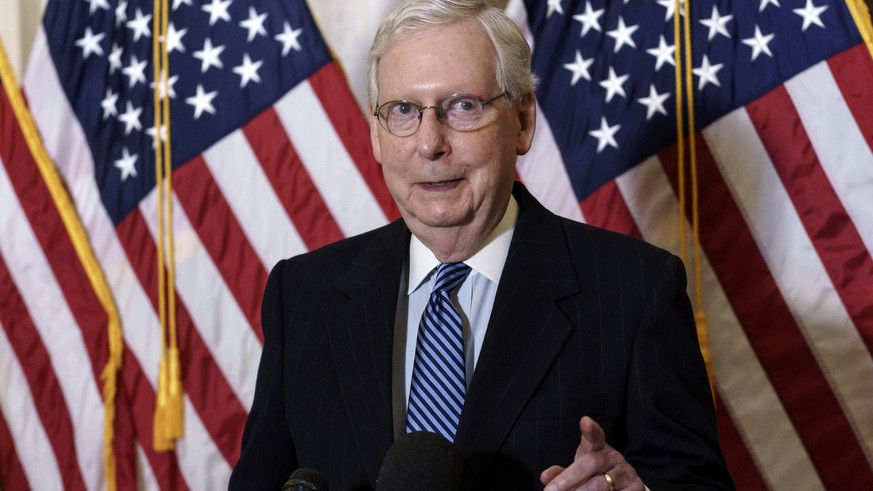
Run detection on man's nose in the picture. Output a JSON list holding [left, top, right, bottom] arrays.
[[415, 107, 448, 160]]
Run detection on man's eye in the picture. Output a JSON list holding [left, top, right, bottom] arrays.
[[391, 103, 415, 116], [448, 98, 478, 112]]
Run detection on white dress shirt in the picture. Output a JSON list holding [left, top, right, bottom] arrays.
[[391, 196, 518, 436]]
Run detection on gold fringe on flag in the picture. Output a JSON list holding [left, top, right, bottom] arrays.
[[0, 41, 124, 491], [845, 0, 873, 57], [151, 0, 184, 451], [672, 0, 715, 402]]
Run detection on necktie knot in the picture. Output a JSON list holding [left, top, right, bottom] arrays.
[[432, 262, 471, 295]]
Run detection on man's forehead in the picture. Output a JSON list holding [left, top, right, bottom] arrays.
[[377, 19, 498, 92]]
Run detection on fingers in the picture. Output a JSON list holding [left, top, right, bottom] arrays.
[[540, 465, 565, 486]]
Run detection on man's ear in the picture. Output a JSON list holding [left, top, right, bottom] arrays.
[[515, 91, 537, 156], [369, 104, 383, 164]]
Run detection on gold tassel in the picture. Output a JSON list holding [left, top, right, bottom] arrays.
[[166, 347, 185, 437], [695, 311, 715, 405], [153, 357, 173, 450]]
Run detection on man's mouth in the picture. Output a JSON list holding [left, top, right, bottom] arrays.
[[420, 178, 462, 190]]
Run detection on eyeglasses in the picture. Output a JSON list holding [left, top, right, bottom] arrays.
[[373, 92, 506, 137]]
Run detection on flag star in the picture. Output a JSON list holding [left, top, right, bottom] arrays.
[[606, 17, 639, 53], [74, 27, 104, 59], [150, 71, 179, 99], [193, 38, 226, 73], [114, 148, 138, 181], [108, 43, 123, 73], [122, 54, 147, 87], [563, 50, 594, 86], [118, 102, 142, 134], [240, 7, 268, 42], [794, 0, 828, 31], [164, 23, 187, 53], [202, 0, 233, 26], [692, 54, 724, 91], [86, 0, 110, 14], [126, 8, 152, 42], [646, 35, 676, 71], [146, 124, 167, 148], [546, 0, 564, 18], [760, 0, 781, 12], [173, 0, 193, 9], [656, 0, 685, 21], [115, 0, 128, 27], [599, 67, 629, 103], [275, 22, 303, 55], [100, 88, 118, 120], [589, 117, 620, 153], [186, 84, 219, 119], [233, 54, 263, 88], [742, 26, 775, 61], [638, 84, 670, 120], [699, 6, 733, 41], [572, 2, 604, 37]]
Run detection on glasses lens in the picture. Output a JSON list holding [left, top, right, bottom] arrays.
[[442, 95, 484, 130], [380, 101, 419, 136]]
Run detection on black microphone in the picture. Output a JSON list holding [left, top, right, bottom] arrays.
[[283, 467, 329, 491], [377, 431, 463, 491]]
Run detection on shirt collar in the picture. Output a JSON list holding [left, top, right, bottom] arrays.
[[408, 195, 518, 294]]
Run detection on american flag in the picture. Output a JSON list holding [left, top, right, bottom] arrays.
[[507, 0, 873, 489], [8, 0, 400, 488]]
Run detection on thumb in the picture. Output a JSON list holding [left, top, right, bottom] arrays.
[[577, 416, 606, 456]]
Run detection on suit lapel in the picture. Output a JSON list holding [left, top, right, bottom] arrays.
[[454, 184, 582, 483], [327, 220, 409, 483]]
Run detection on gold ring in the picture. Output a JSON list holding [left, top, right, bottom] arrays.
[[604, 473, 615, 491]]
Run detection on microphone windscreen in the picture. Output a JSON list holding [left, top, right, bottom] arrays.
[[283, 467, 329, 491], [377, 431, 463, 491]]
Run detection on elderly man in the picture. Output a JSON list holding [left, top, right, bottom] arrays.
[[230, 0, 733, 489]]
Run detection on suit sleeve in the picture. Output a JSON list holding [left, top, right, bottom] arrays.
[[624, 254, 734, 490], [229, 260, 297, 490]]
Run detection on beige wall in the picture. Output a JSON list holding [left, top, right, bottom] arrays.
[[0, 0, 46, 79]]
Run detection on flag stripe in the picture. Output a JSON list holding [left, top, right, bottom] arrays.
[[0, 254, 84, 491], [715, 395, 768, 491], [275, 80, 390, 236], [173, 156, 268, 341], [786, 57, 873, 258], [0, 397, 31, 491], [307, 62, 400, 222], [580, 180, 643, 239], [202, 128, 309, 270], [0, 317, 58, 491], [617, 155, 821, 490], [517, 102, 586, 222], [116, 209, 248, 465], [242, 107, 345, 251], [108, 365, 140, 491], [748, 85, 873, 356], [662, 133, 873, 489], [828, 44, 873, 156]]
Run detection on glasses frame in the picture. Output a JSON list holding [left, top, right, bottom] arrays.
[[373, 92, 507, 137]]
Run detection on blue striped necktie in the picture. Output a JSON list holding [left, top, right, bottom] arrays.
[[405, 262, 472, 442]]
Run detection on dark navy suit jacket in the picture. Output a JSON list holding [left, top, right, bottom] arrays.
[[229, 183, 733, 490]]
